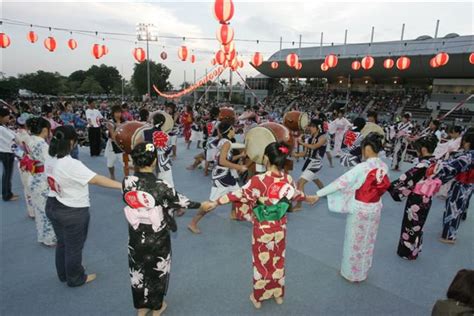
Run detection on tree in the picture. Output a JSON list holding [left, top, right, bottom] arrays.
[[85, 64, 121, 94], [18, 71, 65, 95], [180, 81, 191, 89], [131, 60, 172, 96], [69, 70, 87, 84], [0, 77, 20, 99], [79, 76, 104, 94], [220, 79, 228, 87]]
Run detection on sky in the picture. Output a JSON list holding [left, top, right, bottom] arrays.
[[1, 1, 473, 88]]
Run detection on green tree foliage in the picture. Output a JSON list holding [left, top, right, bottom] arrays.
[[18, 71, 65, 95], [79, 76, 104, 94], [84, 64, 121, 94], [131, 60, 172, 96], [0, 76, 20, 99]]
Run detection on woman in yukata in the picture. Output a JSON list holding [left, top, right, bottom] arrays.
[[315, 133, 391, 282]]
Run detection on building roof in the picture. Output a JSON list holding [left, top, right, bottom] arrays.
[[255, 35, 474, 80]]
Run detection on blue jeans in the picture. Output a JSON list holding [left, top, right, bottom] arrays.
[[45, 197, 90, 287], [0, 152, 15, 201]]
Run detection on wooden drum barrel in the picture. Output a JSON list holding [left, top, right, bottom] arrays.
[[218, 107, 236, 124], [115, 121, 152, 154], [283, 111, 309, 132]]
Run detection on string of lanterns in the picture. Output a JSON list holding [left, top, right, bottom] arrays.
[[153, 66, 225, 99], [1, 18, 473, 69]]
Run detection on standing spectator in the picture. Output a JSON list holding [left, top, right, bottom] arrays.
[[432, 269, 474, 315], [60, 102, 81, 159], [0, 107, 18, 201], [121, 103, 134, 121], [85, 98, 103, 157]]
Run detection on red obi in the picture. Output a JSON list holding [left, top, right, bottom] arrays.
[[355, 168, 391, 203], [19, 156, 44, 174], [455, 168, 474, 184]]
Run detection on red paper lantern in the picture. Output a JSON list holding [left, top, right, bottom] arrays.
[[92, 44, 104, 59], [396, 56, 410, 70], [216, 24, 234, 45], [361, 56, 374, 70], [102, 45, 109, 56], [351, 60, 361, 70], [44, 36, 57, 52], [383, 58, 394, 69], [0, 33, 11, 48], [211, 58, 217, 66], [469, 53, 474, 65], [434, 52, 449, 67], [325, 54, 338, 68], [221, 41, 235, 55], [215, 50, 226, 65], [27, 31, 38, 43], [133, 47, 146, 63], [178, 46, 188, 61], [191, 54, 196, 63], [160, 51, 167, 60], [252, 52, 263, 67], [286, 53, 299, 68], [271, 61, 279, 69], [429, 57, 439, 68], [321, 63, 329, 71], [226, 49, 236, 62], [214, 0, 234, 24], [295, 62, 302, 70], [239, 60, 244, 68], [68, 39, 77, 50]]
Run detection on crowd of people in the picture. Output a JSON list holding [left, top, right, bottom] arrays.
[[1, 91, 473, 316]]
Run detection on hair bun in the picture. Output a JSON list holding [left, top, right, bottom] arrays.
[[55, 130, 64, 140]]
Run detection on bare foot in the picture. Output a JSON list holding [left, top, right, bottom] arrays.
[[186, 165, 195, 170], [187, 224, 201, 234], [275, 297, 284, 305], [152, 301, 167, 316], [7, 195, 19, 201], [249, 294, 261, 309], [137, 308, 150, 316]]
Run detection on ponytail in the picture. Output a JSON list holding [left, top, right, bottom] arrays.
[[49, 125, 78, 158]]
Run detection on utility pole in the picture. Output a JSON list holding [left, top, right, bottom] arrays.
[[137, 23, 158, 99]]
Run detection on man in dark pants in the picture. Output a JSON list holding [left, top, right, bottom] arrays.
[[85, 99, 103, 156], [0, 107, 18, 201]]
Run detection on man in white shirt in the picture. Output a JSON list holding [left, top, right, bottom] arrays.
[[0, 107, 18, 201], [85, 99, 103, 157]]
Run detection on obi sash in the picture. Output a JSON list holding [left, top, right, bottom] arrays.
[[252, 198, 290, 222], [19, 155, 44, 174], [355, 168, 390, 203], [123, 205, 165, 232], [456, 169, 474, 184]]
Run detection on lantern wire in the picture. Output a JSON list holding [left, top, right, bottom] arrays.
[[1, 17, 472, 59]]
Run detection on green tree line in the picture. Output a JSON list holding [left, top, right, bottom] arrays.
[[0, 61, 172, 99]]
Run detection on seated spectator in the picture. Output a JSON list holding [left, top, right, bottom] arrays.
[[432, 269, 474, 316]]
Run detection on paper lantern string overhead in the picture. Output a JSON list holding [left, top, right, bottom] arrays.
[[44, 36, 56, 52], [251, 52, 263, 67], [191, 54, 196, 63], [214, 0, 234, 24], [429, 57, 439, 68], [396, 56, 410, 70], [92, 43, 104, 59], [286, 53, 299, 68], [178, 45, 188, 61], [361, 55, 374, 70], [68, 38, 77, 50], [351, 60, 361, 70], [383, 58, 394, 69], [469, 53, 474, 65], [434, 52, 449, 67], [0, 33, 11, 48], [321, 63, 329, 71], [27, 30, 38, 43], [216, 24, 234, 45], [325, 54, 338, 68], [271, 61, 279, 69], [133, 47, 146, 63], [215, 50, 226, 65], [160, 51, 167, 60]]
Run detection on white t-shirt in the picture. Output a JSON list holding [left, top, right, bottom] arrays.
[[0, 125, 16, 153], [85, 109, 103, 128], [46, 155, 97, 208]]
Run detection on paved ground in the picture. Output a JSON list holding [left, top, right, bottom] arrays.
[[1, 138, 473, 316]]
